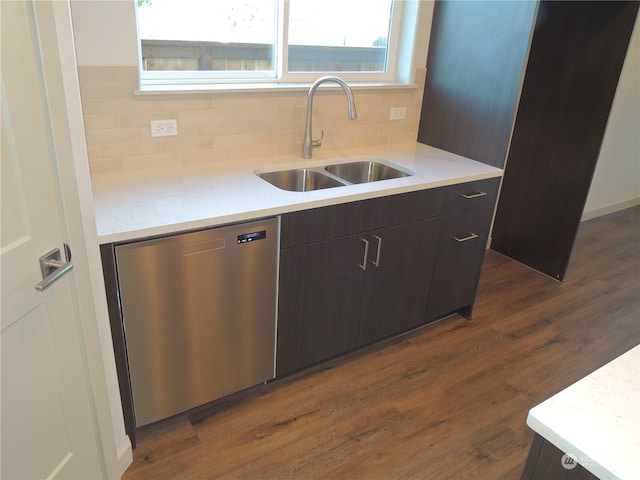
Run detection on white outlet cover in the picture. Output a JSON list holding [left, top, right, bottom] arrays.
[[390, 107, 407, 121], [150, 119, 178, 137]]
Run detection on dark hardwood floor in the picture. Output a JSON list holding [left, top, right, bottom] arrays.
[[123, 206, 639, 480]]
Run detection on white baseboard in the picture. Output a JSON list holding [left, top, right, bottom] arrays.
[[581, 197, 640, 222]]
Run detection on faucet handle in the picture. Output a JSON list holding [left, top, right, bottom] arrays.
[[312, 130, 324, 148]]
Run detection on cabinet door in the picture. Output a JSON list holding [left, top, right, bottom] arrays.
[[360, 217, 441, 345], [427, 204, 494, 320], [276, 235, 366, 376]]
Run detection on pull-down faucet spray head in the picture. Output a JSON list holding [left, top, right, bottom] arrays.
[[302, 76, 357, 159]]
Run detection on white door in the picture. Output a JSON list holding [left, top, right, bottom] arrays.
[[1, 1, 103, 478]]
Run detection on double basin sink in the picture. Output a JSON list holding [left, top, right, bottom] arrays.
[[257, 158, 414, 192]]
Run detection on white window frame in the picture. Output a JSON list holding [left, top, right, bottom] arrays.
[[137, 0, 416, 90]]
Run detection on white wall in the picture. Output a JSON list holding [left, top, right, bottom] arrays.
[[583, 14, 640, 220], [71, 0, 139, 66]]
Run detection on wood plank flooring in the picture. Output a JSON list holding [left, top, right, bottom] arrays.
[[123, 206, 639, 480]]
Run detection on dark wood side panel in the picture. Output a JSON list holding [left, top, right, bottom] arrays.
[[100, 243, 137, 448], [521, 433, 598, 480], [417, 0, 537, 168], [520, 432, 545, 480], [491, 1, 639, 281]]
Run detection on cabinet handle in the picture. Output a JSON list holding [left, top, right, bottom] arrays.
[[359, 237, 370, 270], [453, 232, 479, 242], [371, 235, 382, 267], [459, 191, 487, 199]]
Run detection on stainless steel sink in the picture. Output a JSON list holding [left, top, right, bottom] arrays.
[[257, 168, 346, 192], [257, 158, 414, 191], [325, 160, 410, 184]]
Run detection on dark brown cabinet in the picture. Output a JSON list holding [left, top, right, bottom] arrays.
[[277, 233, 366, 375], [418, 0, 639, 281], [427, 177, 501, 320], [276, 188, 445, 376], [521, 433, 598, 480], [417, 0, 537, 168], [491, 1, 639, 281], [358, 218, 441, 345]]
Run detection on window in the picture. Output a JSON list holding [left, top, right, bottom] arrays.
[[137, 0, 409, 87]]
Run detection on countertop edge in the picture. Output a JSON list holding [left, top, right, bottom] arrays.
[[92, 143, 503, 245], [525, 345, 640, 480]]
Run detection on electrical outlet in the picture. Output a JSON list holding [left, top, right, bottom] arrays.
[[390, 107, 407, 121], [150, 119, 178, 137]]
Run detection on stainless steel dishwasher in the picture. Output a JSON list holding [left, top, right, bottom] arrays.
[[115, 217, 278, 427]]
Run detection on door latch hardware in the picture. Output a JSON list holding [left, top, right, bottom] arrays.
[[35, 246, 73, 291]]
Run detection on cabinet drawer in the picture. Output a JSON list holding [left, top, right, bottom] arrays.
[[427, 203, 496, 321], [445, 177, 501, 212], [445, 203, 495, 244], [281, 187, 445, 249]]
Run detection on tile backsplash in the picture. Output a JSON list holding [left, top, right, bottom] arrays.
[[78, 66, 426, 174]]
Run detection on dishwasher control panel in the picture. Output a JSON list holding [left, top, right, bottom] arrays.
[[237, 230, 267, 244]]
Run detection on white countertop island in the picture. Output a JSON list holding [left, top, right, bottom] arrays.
[[526, 345, 640, 479], [91, 143, 502, 244]]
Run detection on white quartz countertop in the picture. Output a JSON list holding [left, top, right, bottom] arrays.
[[91, 142, 502, 244], [527, 345, 640, 480]]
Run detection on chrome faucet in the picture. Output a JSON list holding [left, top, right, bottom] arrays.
[[302, 76, 357, 159]]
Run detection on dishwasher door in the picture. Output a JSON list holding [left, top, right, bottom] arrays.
[[115, 218, 278, 427]]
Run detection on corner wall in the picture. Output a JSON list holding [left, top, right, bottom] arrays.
[[583, 14, 640, 220]]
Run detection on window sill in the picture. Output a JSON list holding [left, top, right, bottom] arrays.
[[134, 81, 419, 96]]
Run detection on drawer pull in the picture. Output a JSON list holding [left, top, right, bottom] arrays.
[[358, 237, 370, 270], [460, 191, 487, 199], [454, 233, 479, 242]]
